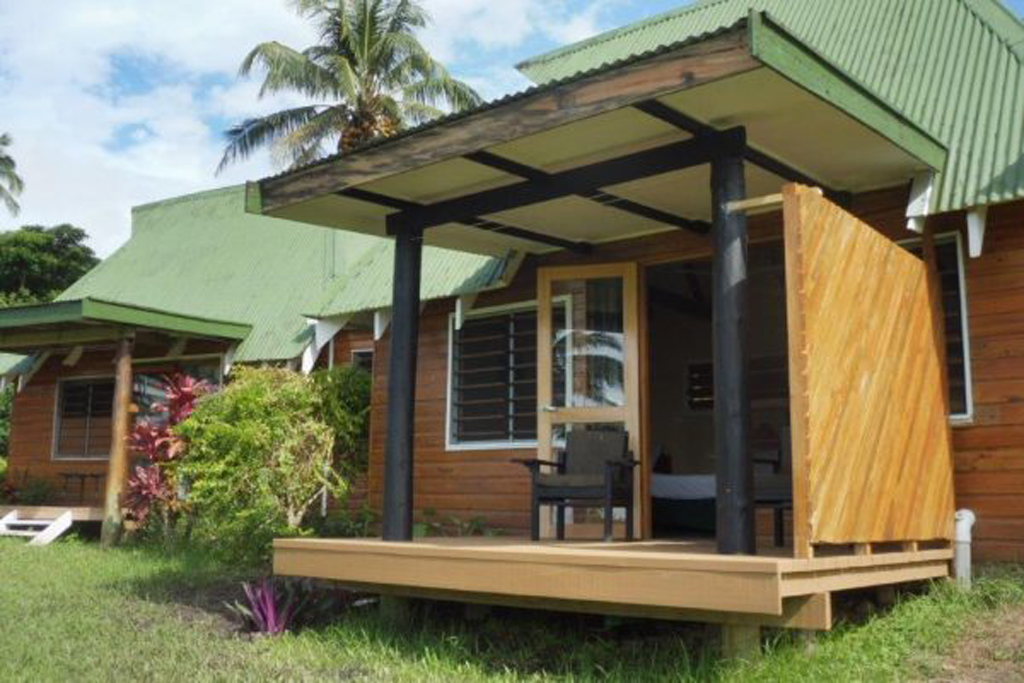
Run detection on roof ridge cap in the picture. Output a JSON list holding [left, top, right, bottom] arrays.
[[516, 0, 730, 71], [131, 184, 242, 216]]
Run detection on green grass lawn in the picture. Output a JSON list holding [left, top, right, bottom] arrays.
[[1, 537, 1022, 682]]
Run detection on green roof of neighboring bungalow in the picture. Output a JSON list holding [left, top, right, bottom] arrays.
[[0, 352, 28, 377], [57, 185, 381, 362], [39, 185, 512, 365], [313, 244, 518, 318], [517, 0, 1024, 215]]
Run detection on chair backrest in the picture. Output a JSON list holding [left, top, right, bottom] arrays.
[[564, 430, 629, 476]]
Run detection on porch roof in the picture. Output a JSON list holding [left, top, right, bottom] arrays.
[[0, 297, 251, 352], [249, 12, 945, 257]]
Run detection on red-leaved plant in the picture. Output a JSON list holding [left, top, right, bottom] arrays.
[[227, 579, 300, 636], [124, 373, 211, 531]]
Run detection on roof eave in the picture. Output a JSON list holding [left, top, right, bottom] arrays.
[[0, 297, 252, 351], [749, 10, 947, 172]]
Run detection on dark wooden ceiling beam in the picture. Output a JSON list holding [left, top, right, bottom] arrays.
[[338, 188, 592, 253], [633, 99, 840, 197], [390, 128, 743, 233], [464, 151, 709, 234]]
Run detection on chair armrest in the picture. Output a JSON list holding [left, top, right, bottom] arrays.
[[512, 458, 564, 472]]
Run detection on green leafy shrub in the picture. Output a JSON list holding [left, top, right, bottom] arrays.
[[17, 478, 53, 505], [311, 504, 379, 538], [310, 365, 371, 477], [175, 367, 343, 564], [0, 385, 12, 460]]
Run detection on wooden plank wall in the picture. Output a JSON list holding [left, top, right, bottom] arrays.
[[783, 184, 955, 550], [7, 351, 113, 505]]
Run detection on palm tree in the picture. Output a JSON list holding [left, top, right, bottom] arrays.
[[0, 133, 24, 216], [218, 0, 482, 173]]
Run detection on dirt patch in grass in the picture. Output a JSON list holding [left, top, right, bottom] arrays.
[[927, 605, 1024, 682]]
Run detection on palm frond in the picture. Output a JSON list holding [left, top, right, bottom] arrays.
[[219, 0, 481, 171], [0, 133, 23, 216], [271, 106, 350, 169], [240, 42, 341, 100], [216, 106, 324, 174]]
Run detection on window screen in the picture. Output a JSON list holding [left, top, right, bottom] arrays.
[[55, 379, 114, 459]]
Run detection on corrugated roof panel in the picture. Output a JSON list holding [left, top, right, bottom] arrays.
[[57, 186, 382, 362], [314, 242, 514, 318], [518, 0, 1024, 214]]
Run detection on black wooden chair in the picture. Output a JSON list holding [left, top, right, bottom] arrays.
[[517, 430, 638, 542]]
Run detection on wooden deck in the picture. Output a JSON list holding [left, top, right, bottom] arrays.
[[0, 505, 104, 522], [274, 537, 952, 630]]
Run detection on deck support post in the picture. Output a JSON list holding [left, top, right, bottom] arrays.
[[100, 337, 133, 547], [711, 132, 755, 555], [382, 222, 423, 541], [721, 623, 762, 661]]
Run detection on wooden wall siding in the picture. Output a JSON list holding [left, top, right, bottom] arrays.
[[783, 185, 955, 550], [8, 351, 119, 505]]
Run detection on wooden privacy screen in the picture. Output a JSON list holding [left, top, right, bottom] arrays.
[[783, 185, 955, 556]]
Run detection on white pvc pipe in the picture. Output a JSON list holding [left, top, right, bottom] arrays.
[[954, 509, 976, 589]]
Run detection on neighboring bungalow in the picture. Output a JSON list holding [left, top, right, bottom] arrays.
[[0, 185, 509, 537]]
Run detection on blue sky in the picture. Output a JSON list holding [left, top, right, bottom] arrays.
[[0, 0, 1021, 255]]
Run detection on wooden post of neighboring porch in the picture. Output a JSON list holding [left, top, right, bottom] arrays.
[[381, 223, 423, 541], [100, 337, 133, 547], [711, 130, 755, 555]]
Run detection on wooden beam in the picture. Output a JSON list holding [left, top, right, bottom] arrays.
[[382, 226, 422, 541], [464, 151, 710, 234], [726, 193, 784, 214], [62, 345, 83, 367], [100, 338, 133, 547], [633, 99, 840, 197], [711, 135, 755, 555], [259, 30, 758, 212], [343, 185, 592, 253], [391, 129, 744, 232]]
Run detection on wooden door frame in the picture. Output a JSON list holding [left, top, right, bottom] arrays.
[[537, 262, 644, 539]]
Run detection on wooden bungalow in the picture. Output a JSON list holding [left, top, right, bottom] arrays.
[[248, 4, 1024, 646], [0, 186, 509, 542]]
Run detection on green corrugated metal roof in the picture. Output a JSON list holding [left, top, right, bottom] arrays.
[[48, 185, 511, 363], [57, 185, 380, 362], [314, 244, 517, 318], [518, 0, 1024, 214]]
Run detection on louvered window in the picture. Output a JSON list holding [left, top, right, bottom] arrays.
[[903, 233, 972, 419], [54, 379, 114, 459], [449, 307, 540, 446]]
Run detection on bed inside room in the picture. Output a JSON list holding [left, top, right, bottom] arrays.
[[646, 242, 792, 542]]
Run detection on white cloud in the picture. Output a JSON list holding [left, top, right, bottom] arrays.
[[0, 0, 626, 257]]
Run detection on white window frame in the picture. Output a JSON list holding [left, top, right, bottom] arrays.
[[900, 230, 974, 424], [446, 298, 571, 451]]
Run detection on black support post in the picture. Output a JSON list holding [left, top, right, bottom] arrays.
[[710, 132, 755, 555], [382, 222, 423, 541]]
